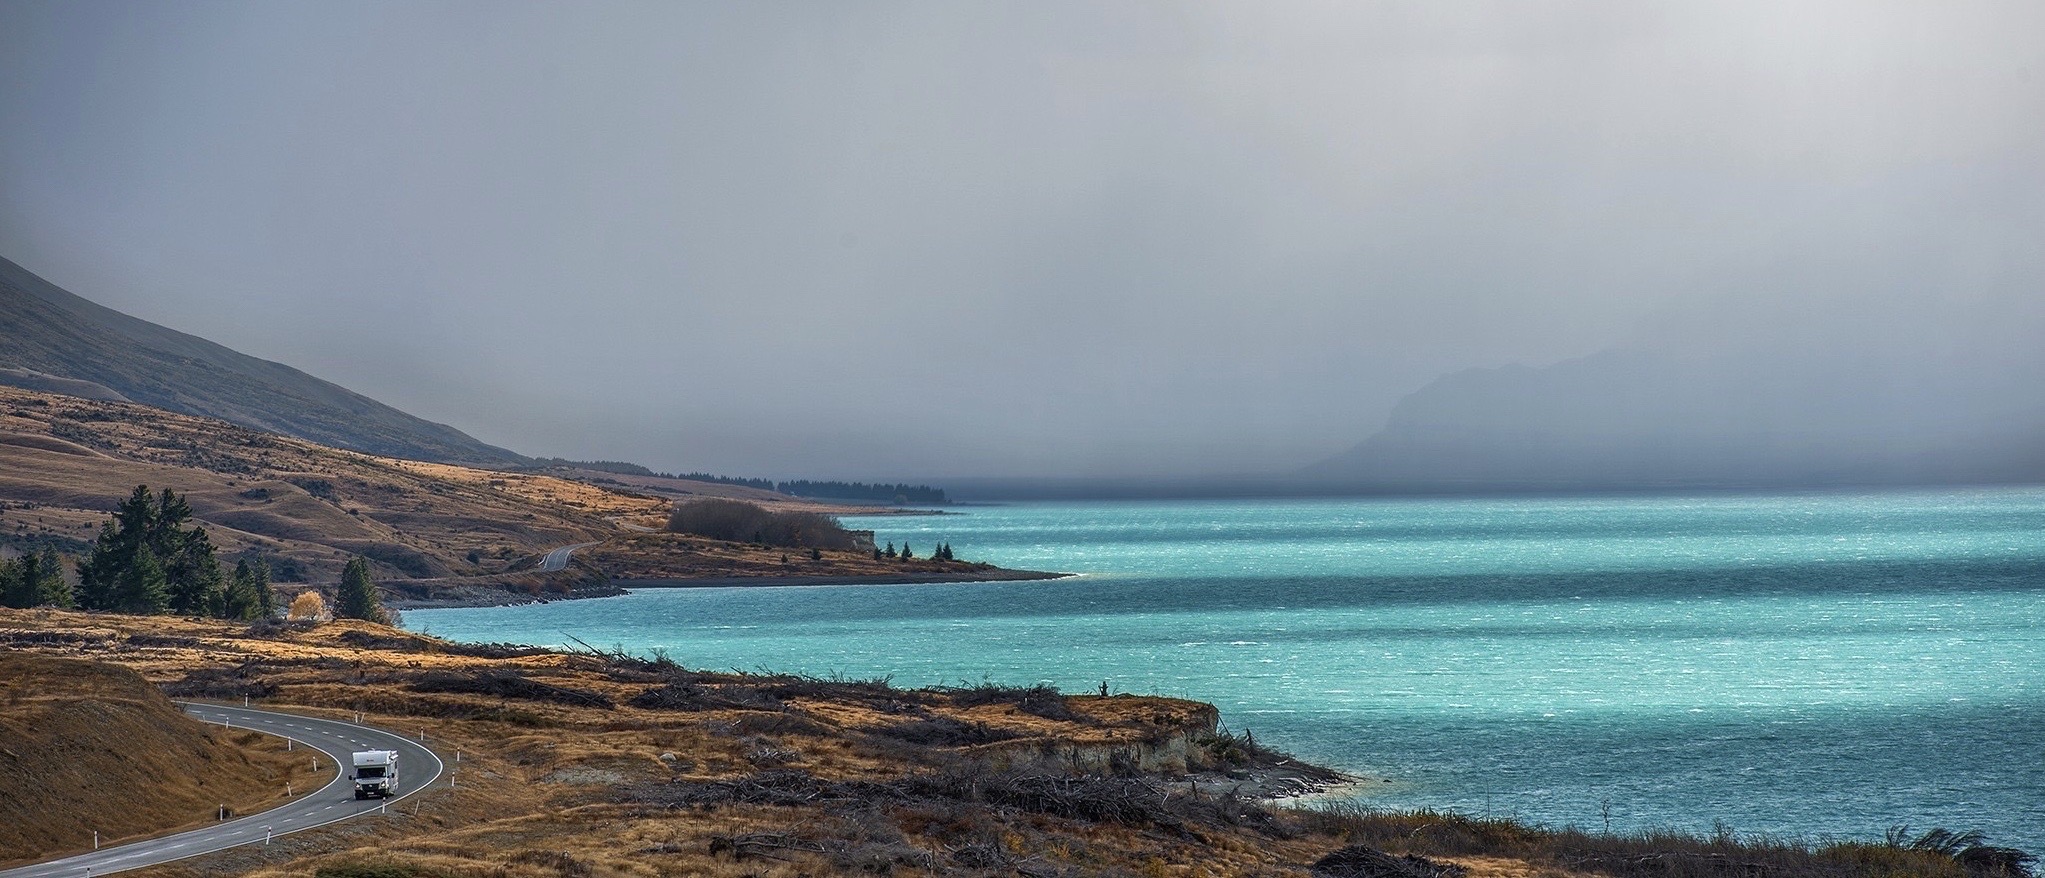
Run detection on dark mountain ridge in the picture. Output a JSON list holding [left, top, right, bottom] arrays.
[[0, 255, 524, 466]]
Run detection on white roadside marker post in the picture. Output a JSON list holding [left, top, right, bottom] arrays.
[[93, 830, 99, 850], [264, 826, 272, 845]]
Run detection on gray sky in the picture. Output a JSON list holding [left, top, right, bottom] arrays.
[[3, 1, 2041, 480]]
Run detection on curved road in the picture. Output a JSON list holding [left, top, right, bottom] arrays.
[[0, 703, 444, 878], [538, 542, 596, 572]]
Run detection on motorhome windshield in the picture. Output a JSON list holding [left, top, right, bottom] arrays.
[[357, 766, 387, 778]]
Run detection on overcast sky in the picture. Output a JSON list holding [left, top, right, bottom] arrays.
[[3, 1, 2041, 480]]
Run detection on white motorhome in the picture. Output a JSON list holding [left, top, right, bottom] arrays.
[[350, 750, 399, 799]]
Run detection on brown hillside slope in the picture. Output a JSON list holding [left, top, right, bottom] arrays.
[[0, 652, 313, 865], [0, 384, 648, 582], [0, 254, 523, 466], [0, 385, 1046, 596]]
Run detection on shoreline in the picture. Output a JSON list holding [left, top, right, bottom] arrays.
[[611, 567, 1072, 590], [387, 567, 1072, 610]]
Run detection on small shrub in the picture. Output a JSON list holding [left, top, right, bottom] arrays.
[[946, 682, 1076, 721], [287, 590, 329, 621]]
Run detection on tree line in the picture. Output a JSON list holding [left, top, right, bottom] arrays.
[[774, 480, 947, 504], [528, 458, 950, 504], [0, 484, 387, 624], [875, 542, 957, 561], [0, 547, 70, 609], [667, 499, 859, 550], [70, 486, 277, 618]]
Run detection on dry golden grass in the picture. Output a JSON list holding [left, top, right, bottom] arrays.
[[0, 652, 320, 866], [0, 386, 1031, 600], [0, 385, 625, 583], [385, 460, 666, 519]]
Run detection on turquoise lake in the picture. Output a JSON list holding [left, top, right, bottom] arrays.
[[406, 489, 2045, 850]]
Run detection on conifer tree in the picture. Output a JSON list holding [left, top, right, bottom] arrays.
[[163, 526, 224, 616], [249, 558, 276, 618], [80, 486, 156, 610], [884, 542, 896, 559], [3, 549, 72, 609], [900, 543, 914, 560], [114, 545, 171, 614], [147, 489, 194, 555], [336, 557, 384, 623], [224, 559, 263, 620], [78, 485, 226, 616], [0, 556, 27, 608], [32, 548, 72, 608]]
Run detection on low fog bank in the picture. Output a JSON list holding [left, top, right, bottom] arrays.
[[1308, 297, 2045, 491]]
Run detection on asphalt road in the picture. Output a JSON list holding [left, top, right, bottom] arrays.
[[0, 703, 444, 878], [538, 542, 596, 572]]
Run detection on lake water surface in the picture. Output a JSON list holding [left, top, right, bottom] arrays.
[[407, 489, 2045, 850]]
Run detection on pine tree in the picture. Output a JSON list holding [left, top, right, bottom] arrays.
[[114, 545, 171, 614], [32, 549, 72, 608], [147, 488, 193, 557], [165, 526, 225, 616], [79, 486, 156, 610], [224, 559, 264, 620], [884, 542, 896, 559], [900, 543, 914, 560], [3, 549, 72, 609], [0, 556, 28, 608], [76, 485, 227, 616], [336, 557, 384, 623], [249, 558, 276, 618]]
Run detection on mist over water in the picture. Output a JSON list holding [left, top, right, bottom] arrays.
[[408, 489, 2045, 849]]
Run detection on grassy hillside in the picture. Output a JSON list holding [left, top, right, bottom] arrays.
[[0, 652, 314, 865], [0, 255, 524, 467], [0, 385, 1037, 595], [0, 384, 633, 583]]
